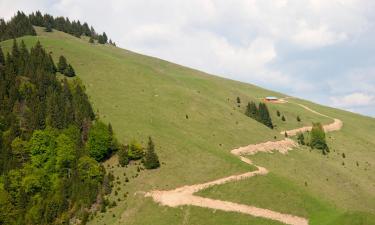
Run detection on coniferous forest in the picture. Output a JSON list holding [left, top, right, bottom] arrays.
[[0, 11, 114, 45], [245, 101, 274, 129], [0, 40, 114, 224]]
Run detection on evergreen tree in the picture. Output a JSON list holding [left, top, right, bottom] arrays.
[[310, 122, 329, 154], [276, 110, 281, 117], [118, 144, 129, 167], [236, 97, 241, 104], [297, 132, 305, 145], [297, 115, 301, 122], [102, 32, 108, 43], [44, 22, 52, 32], [0, 45, 4, 66], [258, 103, 273, 129], [281, 115, 286, 121], [64, 64, 75, 77], [57, 55, 67, 73], [142, 137, 160, 169]]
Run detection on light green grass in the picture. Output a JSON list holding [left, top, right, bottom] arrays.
[[2, 27, 374, 224]]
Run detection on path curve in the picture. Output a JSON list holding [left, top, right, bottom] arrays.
[[146, 102, 343, 225]]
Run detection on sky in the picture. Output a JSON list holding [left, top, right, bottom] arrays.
[[1, 0, 375, 117]]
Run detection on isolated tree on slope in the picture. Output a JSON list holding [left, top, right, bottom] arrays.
[[58, 55, 67, 73], [142, 137, 160, 169], [310, 122, 329, 154]]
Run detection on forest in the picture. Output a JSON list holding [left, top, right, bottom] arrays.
[[0, 11, 113, 45], [0, 40, 113, 224]]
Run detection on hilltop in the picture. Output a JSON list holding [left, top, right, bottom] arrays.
[[1, 27, 375, 225]]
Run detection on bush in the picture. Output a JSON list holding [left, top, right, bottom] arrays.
[[118, 144, 129, 166], [128, 140, 143, 160], [86, 121, 114, 161], [310, 122, 329, 154]]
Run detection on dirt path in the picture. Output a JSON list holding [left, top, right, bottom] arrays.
[[146, 103, 343, 225]]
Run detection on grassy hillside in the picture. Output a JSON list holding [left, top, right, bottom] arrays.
[[2, 27, 374, 225]]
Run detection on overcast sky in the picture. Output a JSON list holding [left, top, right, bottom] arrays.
[[1, 0, 375, 117]]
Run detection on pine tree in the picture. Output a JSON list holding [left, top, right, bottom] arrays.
[[64, 64, 75, 77], [276, 110, 280, 117], [310, 122, 329, 154], [0, 45, 5, 65], [142, 137, 160, 169], [297, 132, 305, 145], [103, 32, 108, 43], [44, 22, 52, 32], [57, 55, 67, 73], [281, 115, 286, 121], [118, 144, 129, 167]]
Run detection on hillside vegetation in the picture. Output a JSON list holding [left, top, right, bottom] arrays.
[[1, 27, 374, 225]]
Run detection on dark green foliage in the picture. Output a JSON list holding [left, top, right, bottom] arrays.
[[98, 32, 108, 44], [0, 40, 111, 224], [64, 64, 75, 77], [0, 10, 111, 44], [29, 11, 112, 43], [281, 115, 286, 121], [89, 37, 94, 43], [57, 55, 67, 73], [285, 132, 288, 137], [245, 101, 273, 129], [0, 11, 36, 41], [0, 45, 4, 65], [310, 122, 329, 154], [118, 144, 129, 166], [44, 22, 52, 32], [297, 132, 305, 145], [276, 110, 281, 117], [297, 115, 301, 122], [86, 121, 116, 161], [128, 140, 144, 160], [236, 97, 241, 104], [142, 137, 160, 169]]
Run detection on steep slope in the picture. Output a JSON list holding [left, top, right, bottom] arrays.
[[2, 27, 374, 225]]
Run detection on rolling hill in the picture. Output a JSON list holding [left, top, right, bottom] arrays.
[[2, 27, 375, 225]]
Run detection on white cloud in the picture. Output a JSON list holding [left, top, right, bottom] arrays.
[[292, 24, 347, 48], [330, 93, 375, 108], [1, 0, 375, 116]]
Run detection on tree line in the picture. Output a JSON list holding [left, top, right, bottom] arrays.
[[245, 101, 274, 129], [1, 11, 115, 45]]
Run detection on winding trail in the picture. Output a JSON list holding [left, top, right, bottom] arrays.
[[146, 102, 343, 225]]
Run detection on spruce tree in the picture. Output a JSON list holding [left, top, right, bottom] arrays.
[[276, 110, 280, 117], [143, 137, 160, 169], [297, 133, 305, 145], [57, 55, 67, 73], [44, 22, 52, 32], [0, 45, 4, 65], [310, 122, 329, 154], [281, 115, 286, 121], [64, 64, 75, 77]]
